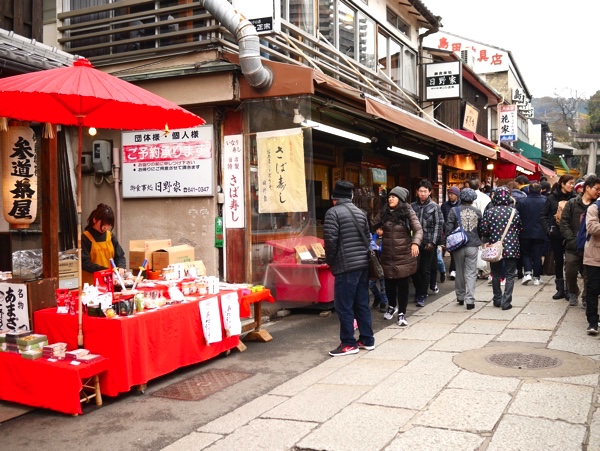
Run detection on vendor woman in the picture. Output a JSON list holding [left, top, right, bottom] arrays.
[[81, 203, 126, 286]]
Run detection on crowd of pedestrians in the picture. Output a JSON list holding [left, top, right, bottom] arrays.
[[324, 173, 600, 357]]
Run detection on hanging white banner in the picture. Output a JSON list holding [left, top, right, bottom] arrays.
[[0, 283, 30, 331], [220, 291, 241, 337], [198, 297, 223, 344], [223, 134, 245, 228], [257, 128, 307, 213]]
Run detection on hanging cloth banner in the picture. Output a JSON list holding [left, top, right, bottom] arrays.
[[220, 291, 241, 337], [198, 297, 223, 345], [257, 128, 308, 213]]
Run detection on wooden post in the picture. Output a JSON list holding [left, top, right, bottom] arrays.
[[41, 125, 59, 279]]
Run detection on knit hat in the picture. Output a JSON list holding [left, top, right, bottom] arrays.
[[575, 179, 585, 191], [459, 188, 477, 203], [332, 180, 354, 199], [448, 186, 461, 196], [389, 186, 409, 202]]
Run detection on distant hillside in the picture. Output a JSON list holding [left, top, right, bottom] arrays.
[[532, 97, 588, 122]]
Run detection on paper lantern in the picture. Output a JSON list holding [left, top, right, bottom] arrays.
[[2, 125, 38, 229]]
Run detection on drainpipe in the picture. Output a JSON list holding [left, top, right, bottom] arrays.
[[201, 0, 273, 90]]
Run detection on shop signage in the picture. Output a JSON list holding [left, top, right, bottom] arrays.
[[371, 168, 387, 184], [220, 291, 242, 336], [545, 132, 554, 153], [199, 297, 222, 344], [0, 282, 30, 331], [256, 128, 308, 213], [448, 170, 480, 184], [512, 87, 534, 118], [223, 134, 245, 228], [462, 103, 479, 133], [2, 126, 37, 229], [499, 105, 517, 142], [424, 61, 461, 101], [232, 0, 280, 35], [121, 126, 214, 198]]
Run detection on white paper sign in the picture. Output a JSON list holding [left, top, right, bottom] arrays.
[[0, 282, 30, 331], [122, 126, 214, 198], [199, 297, 223, 344], [220, 292, 241, 336], [223, 134, 245, 228]]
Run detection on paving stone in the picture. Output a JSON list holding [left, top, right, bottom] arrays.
[[375, 326, 406, 343], [319, 357, 406, 386], [269, 365, 339, 397], [454, 318, 509, 335], [521, 301, 568, 315], [507, 312, 563, 330], [359, 372, 453, 410], [495, 328, 552, 343], [430, 332, 494, 352], [199, 394, 288, 434], [472, 305, 521, 320], [386, 426, 485, 451], [398, 350, 459, 376], [391, 321, 456, 340], [203, 418, 316, 451], [297, 403, 415, 451], [544, 373, 599, 386], [439, 301, 485, 312], [562, 306, 588, 323], [417, 311, 474, 324], [588, 407, 600, 450], [549, 334, 600, 356], [162, 432, 221, 451], [414, 388, 511, 432], [362, 338, 434, 361], [487, 414, 586, 451], [448, 369, 520, 393], [554, 319, 587, 336], [261, 383, 369, 422], [508, 380, 593, 423]]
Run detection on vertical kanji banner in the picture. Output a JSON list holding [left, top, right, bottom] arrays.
[[256, 128, 307, 213], [0, 283, 30, 331], [223, 134, 245, 228]]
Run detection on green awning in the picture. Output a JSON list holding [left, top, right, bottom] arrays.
[[517, 140, 542, 162], [559, 155, 570, 172]]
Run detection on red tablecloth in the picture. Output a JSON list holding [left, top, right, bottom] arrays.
[[0, 352, 108, 415], [239, 289, 275, 317], [34, 293, 240, 397]]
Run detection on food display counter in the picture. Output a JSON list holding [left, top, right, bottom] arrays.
[[34, 289, 273, 397]]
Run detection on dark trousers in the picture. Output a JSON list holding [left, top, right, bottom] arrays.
[[412, 246, 436, 297], [585, 265, 600, 327], [521, 238, 545, 278], [491, 258, 517, 308], [385, 277, 410, 314], [334, 268, 373, 347], [550, 237, 566, 279]]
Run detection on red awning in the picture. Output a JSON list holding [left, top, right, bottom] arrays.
[[498, 149, 537, 173], [454, 130, 499, 150], [537, 164, 557, 178]]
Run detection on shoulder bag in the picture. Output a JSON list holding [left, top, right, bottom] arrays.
[[341, 203, 384, 280], [445, 206, 469, 252], [481, 208, 516, 262]]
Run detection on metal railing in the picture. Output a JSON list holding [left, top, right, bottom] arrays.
[[56, 0, 416, 112]]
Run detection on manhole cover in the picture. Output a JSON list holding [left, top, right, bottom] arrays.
[[152, 369, 253, 401], [486, 352, 561, 369]]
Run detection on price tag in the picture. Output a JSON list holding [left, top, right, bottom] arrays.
[[70, 360, 81, 366]]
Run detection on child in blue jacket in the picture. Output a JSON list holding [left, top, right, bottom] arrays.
[[370, 226, 389, 312]]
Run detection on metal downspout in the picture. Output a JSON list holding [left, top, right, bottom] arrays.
[[201, 0, 273, 90]]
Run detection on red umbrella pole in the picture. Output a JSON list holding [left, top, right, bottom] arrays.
[[77, 124, 83, 348]]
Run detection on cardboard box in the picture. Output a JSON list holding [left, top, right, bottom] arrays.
[[152, 245, 195, 271], [59, 259, 78, 275], [129, 239, 172, 270], [59, 277, 79, 290], [183, 260, 206, 277]]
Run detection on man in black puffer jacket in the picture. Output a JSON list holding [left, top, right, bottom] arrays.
[[324, 180, 374, 357]]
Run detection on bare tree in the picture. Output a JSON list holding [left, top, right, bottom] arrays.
[[553, 88, 586, 133]]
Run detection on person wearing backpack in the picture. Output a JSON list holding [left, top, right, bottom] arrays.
[[540, 174, 576, 299], [560, 176, 600, 307], [516, 182, 547, 286]]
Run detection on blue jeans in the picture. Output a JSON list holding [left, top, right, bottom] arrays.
[[491, 258, 517, 308], [334, 268, 374, 347], [369, 278, 388, 303]]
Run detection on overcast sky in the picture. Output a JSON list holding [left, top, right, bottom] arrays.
[[421, 0, 598, 99]]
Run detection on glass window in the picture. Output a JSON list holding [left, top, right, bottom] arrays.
[[377, 31, 387, 74], [389, 39, 401, 85], [338, 1, 355, 59], [402, 47, 416, 93], [318, 0, 335, 46], [358, 13, 375, 70], [284, 0, 315, 34]]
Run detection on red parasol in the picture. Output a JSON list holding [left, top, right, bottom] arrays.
[[0, 57, 205, 346]]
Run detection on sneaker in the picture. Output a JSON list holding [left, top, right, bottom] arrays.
[[384, 305, 398, 320], [533, 278, 542, 286], [501, 278, 506, 286], [397, 313, 408, 326], [357, 341, 375, 351], [521, 274, 532, 285], [586, 324, 598, 335], [329, 344, 359, 356], [450, 271, 456, 280], [416, 296, 425, 307], [569, 295, 579, 307], [430, 285, 439, 294], [440, 272, 446, 283]]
